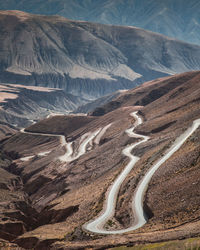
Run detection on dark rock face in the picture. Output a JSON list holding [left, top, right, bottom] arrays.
[[38, 205, 79, 225], [1, 11, 200, 99], [0, 0, 200, 45]]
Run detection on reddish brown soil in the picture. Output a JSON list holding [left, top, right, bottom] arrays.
[[0, 71, 200, 249], [26, 115, 96, 137]]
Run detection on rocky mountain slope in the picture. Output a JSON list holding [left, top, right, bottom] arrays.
[[74, 90, 122, 114], [1, 11, 200, 99], [0, 83, 86, 128], [0, 71, 199, 249], [0, 122, 17, 140], [1, 0, 200, 45]]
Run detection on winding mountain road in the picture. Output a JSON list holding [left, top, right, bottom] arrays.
[[20, 112, 200, 234], [83, 112, 200, 234], [20, 123, 112, 163]]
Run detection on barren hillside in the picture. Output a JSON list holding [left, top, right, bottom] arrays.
[[0, 71, 199, 248], [1, 11, 200, 99]]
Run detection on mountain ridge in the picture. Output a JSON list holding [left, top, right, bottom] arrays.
[[0, 0, 200, 45], [0, 10, 200, 99]]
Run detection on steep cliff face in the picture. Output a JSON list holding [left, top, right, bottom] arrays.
[[0, 0, 200, 45], [1, 11, 200, 99]]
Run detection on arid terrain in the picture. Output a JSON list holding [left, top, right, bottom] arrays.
[[1, 0, 200, 45], [1, 11, 200, 99], [0, 83, 87, 128], [0, 71, 199, 249]]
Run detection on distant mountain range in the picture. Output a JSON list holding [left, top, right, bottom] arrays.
[[1, 10, 200, 99], [0, 0, 200, 45]]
